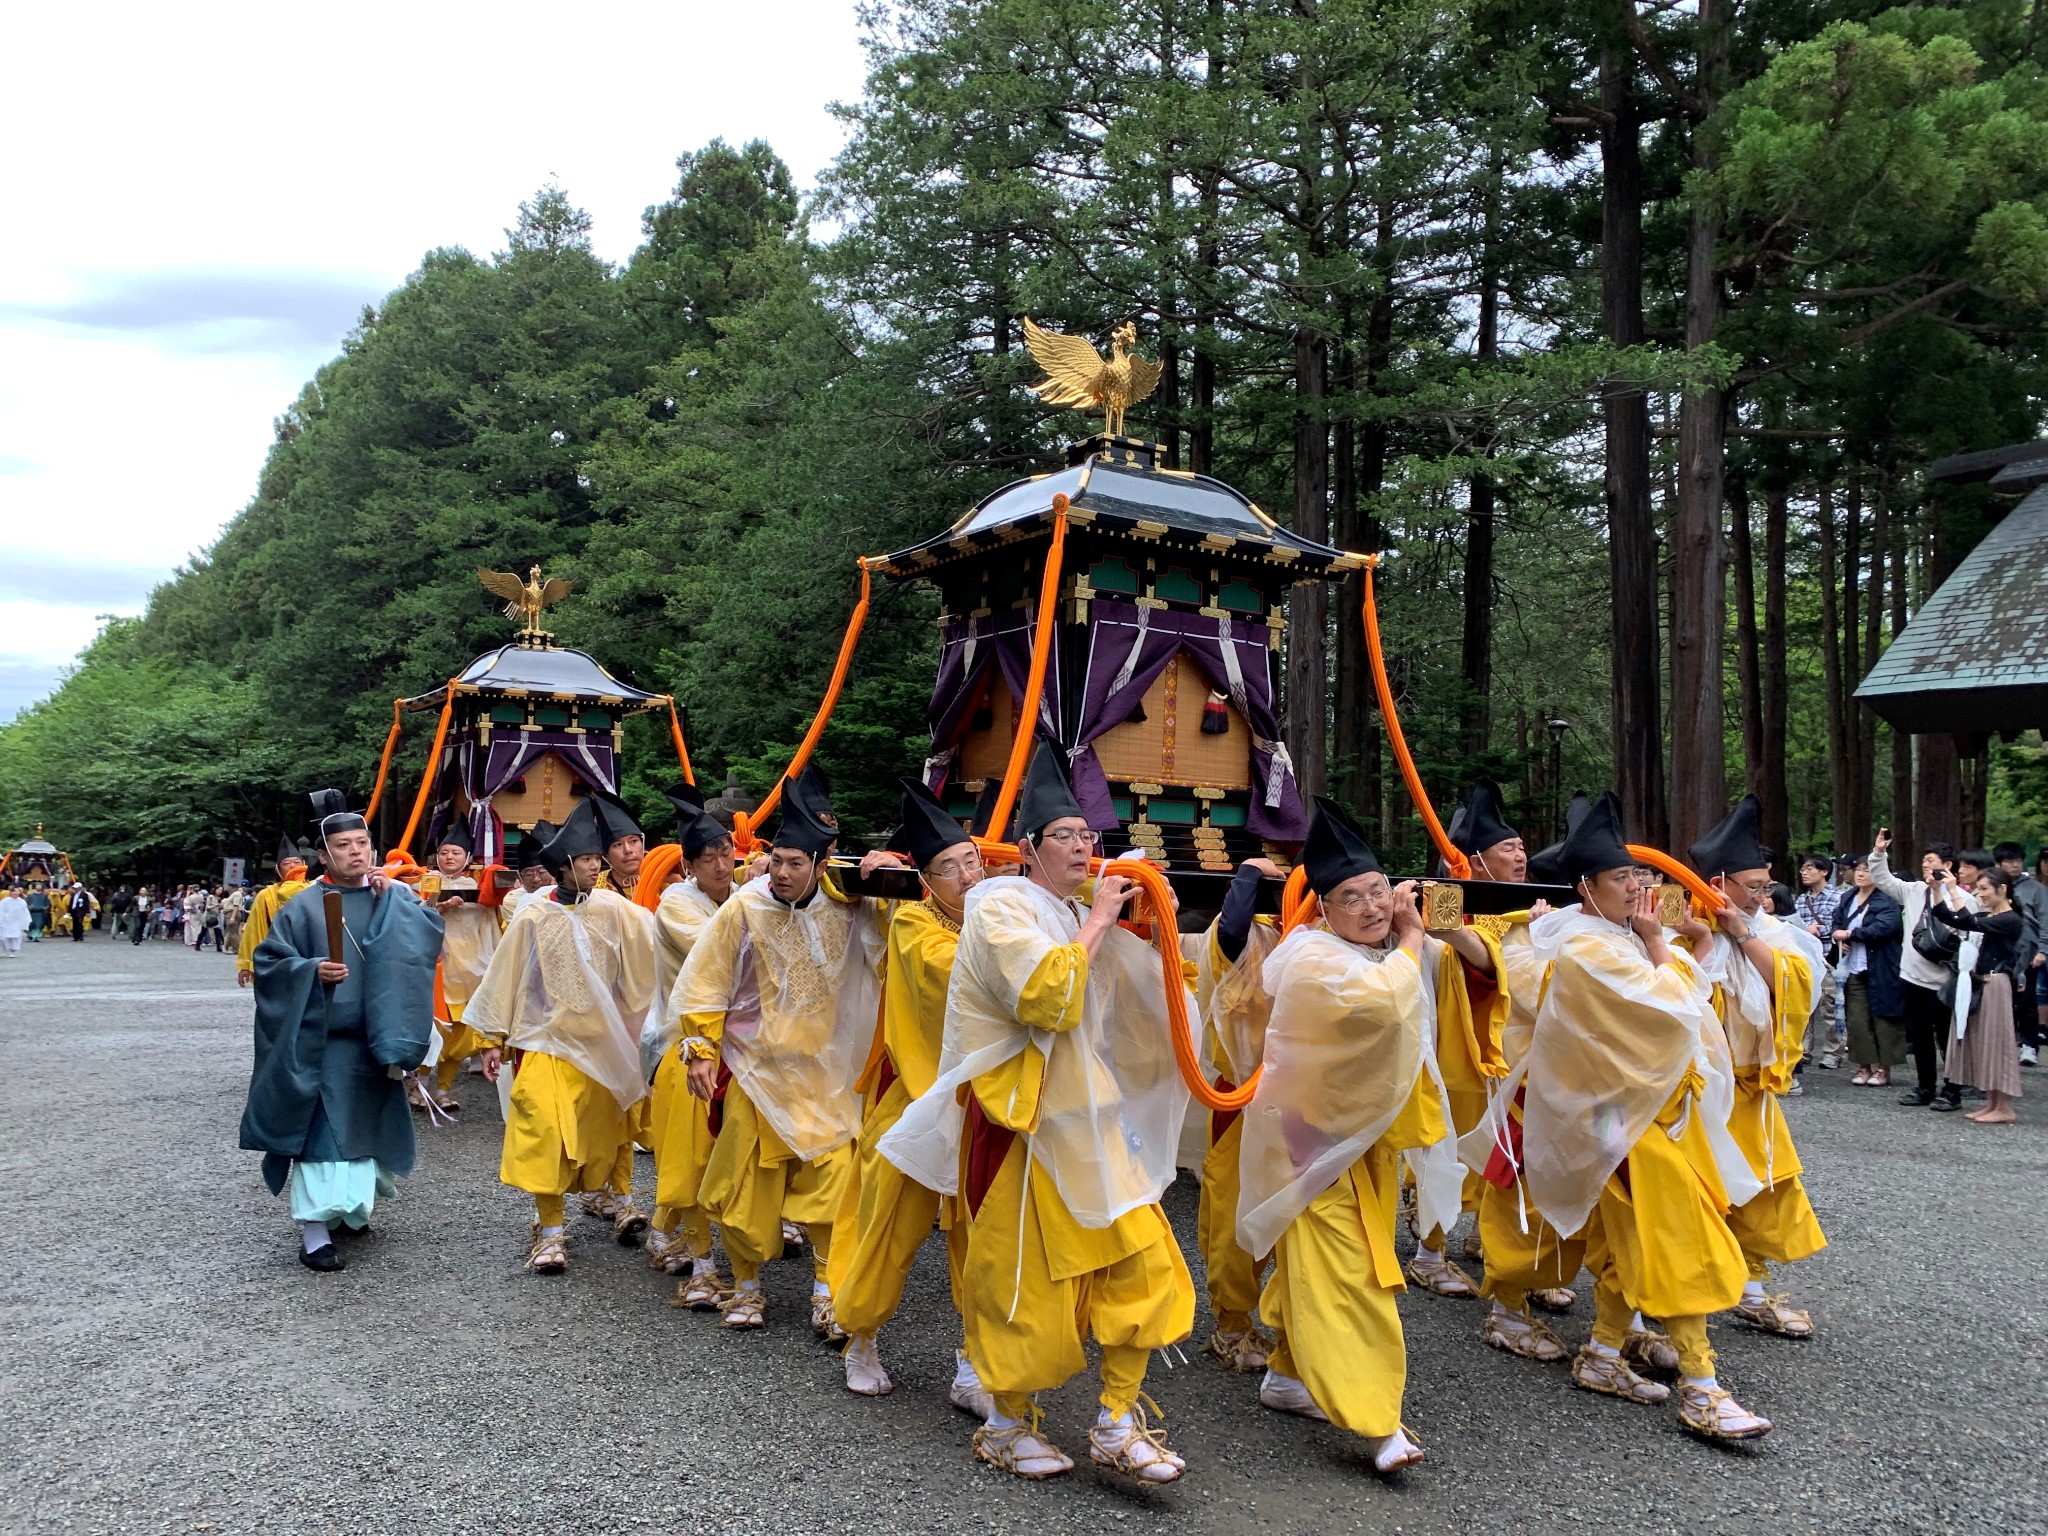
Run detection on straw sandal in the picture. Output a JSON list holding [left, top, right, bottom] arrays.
[[526, 1228, 568, 1275], [717, 1289, 765, 1329], [1677, 1383, 1772, 1441], [1482, 1306, 1568, 1362], [1620, 1326, 1681, 1377], [973, 1416, 1073, 1480], [1529, 1286, 1577, 1313], [1088, 1398, 1184, 1485], [1206, 1326, 1274, 1372], [811, 1291, 847, 1341], [1570, 1345, 1670, 1405], [674, 1267, 730, 1310], [1406, 1251, 1479, 1298], [610, 1201, 650, 1245], [1733, 1292, 1813, 1338]]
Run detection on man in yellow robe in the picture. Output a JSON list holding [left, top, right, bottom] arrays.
[[1404, 780, 1520, 1299], [467, 801, 658, 1270], [577, 793, 652, 1233], [1686, 793, 1827, 1338], [669, 770, 886, 1335], [418, 821, 502, 1110], [237, 839, 312, 988], [1190, 857, 1281, 1371], [642, 783, 737, 1304], [1240, 798, 1452, 1474], [833, 779, 993, 1410], [1460, 793, 1775, 1441], [879, 744, 1193, 1485]]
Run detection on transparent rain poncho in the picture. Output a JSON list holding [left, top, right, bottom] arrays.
[[464, 887, 657, 1113], [1193, 916, 1279, 1085], [1234, 927, 1459, 1261], [668, 880, 883, 1163], [878, 876, 1190, 1229], [1456, 906, 1759, 1238], [642, 878, 722, 1077]]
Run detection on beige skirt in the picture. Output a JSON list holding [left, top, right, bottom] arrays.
[[1946, 973, 2022, 1098]]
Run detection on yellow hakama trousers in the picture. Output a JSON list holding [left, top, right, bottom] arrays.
[[1722, 1075, 1827, 1275], [962, 1136, 1193, 1416], [828, 1074, 967, 1338], [647, 1047, 716, 1255], [1197, 1111, 1266, 1332], [500, 1052, 633, 1215], [698, 1081, 848, 1284], [1260, 1139, 1409, 1437]]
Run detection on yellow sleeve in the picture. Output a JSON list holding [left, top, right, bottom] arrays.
[[615, 901, 659, 1018], [669, 895, 746, 1047], [1016, 943, 1088, 1034], [1767, 949, 1817, 1092], [236, 883, 298, 976], [883, 906, 958, 1098], [1432, 942, 1491, 1095]]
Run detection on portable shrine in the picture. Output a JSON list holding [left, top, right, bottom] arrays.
[[0, 826, 77, 891], [873, 432, 1366, 888], [367, 566, 694, 864]]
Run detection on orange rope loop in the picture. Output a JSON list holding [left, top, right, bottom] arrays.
[[634, 843, 684, 910], [394, 680, 460, 864], [737, 559, 874, 852], [1361, 555, 1469, 879], [984, 499, 1069, 842], [365, 698, 405, 823], [1625, 844, 1727, 914], [1280, 863, 1319, 934]]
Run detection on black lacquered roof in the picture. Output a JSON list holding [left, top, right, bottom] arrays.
[[403, 641, 664, 712]]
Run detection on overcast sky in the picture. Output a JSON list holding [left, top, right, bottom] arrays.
[[0, 0, 869, 720]]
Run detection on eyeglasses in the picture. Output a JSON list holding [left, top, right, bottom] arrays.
[[1327, 893, 1379, 914], [1036, 828, 1093, 848], [926, 855, 984, 882], [1729, 877, 1773, 898]]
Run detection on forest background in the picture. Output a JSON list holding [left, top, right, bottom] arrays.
[[5, 0, 2048, 882]]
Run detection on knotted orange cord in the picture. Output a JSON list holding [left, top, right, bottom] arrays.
[[364, 698, 406, 823], [1281, 863, 1319, 934], [395, 680, 461, 863], [733, 559, 875, 854], [1361, 554, 1469, 879], [633, 844, 684, 910]]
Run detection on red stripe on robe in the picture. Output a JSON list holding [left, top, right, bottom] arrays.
[[963, 1091, 1016, 1219]]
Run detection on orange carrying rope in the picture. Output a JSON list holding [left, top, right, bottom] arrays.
[[1362, 554, 1469, 879], [364, 698, 406, 824], [394, 680, 461, 863], [734, 559, 874, 853]]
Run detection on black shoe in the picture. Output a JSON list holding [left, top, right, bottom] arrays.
[[298, 1243, 346, 1272], [1929, 1093, 1963, 1113], [1897, 1088, 1935, 1107], [331, 1221, 372, 1240]]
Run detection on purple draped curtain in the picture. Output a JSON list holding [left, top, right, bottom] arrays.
[[1068, 596, 1306, 841], [424, 730, 619, 865], [922, 611, 1061, 794]]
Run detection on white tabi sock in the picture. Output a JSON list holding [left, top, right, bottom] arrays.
[[738, 1278, 761, 1293], [300, 1221, 332, 1253], [1096, 1407, 1132, 1429], [812, 1279, 831, 1298], [1742, 1281, 1768, 1305], [1630, 1310, 1647, 1331], [985, 1406, 1022, 1430], [692, 1257, 717, 1276], [539, 1225, 564, 1239], [1684, 1374, 1719, 1391], [1586, 1338, 1620, 1359], [954, 1350, 983, 1391]]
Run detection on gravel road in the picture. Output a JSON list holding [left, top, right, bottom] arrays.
[[3, 936, 2043, 1535]]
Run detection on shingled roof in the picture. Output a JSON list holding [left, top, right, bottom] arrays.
[[1857, 482, 2048, 734]]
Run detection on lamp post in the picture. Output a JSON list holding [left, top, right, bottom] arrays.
[[1546, 717, 1570, 845]]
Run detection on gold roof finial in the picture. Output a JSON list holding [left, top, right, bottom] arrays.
[[477, 563, 574, 645], [1024, 318, 1162, 439]]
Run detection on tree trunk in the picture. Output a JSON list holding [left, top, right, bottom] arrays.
[[1285, 327, 1330, 798], [1816, 483, 1851, 847], [1731, 475, 1763, 799], [1760, 482, 1791, 875], [1461, 154, 1501, 759], [1888, 493, 1914, 857], [1669, 0, 1731, 854], [1916, 732, 1960, 849], [1859, 474, 1886, 849], [1839, 473, 1864, 845], [1600, 30, 1667, 846]]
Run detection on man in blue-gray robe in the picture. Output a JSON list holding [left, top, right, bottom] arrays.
[[240, 791, 442, 1271]]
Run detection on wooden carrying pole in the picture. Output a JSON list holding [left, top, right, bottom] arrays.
[[322, 889, 345, 970]]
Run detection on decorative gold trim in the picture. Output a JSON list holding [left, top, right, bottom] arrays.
[[1200, 534, 1236, 551], [1127, 782, 1165, 797]]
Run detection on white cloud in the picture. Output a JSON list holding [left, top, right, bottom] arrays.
[[0, 0, 869, 714]]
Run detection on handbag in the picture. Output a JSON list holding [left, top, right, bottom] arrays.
[[1912, 901, 1962, 965]]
